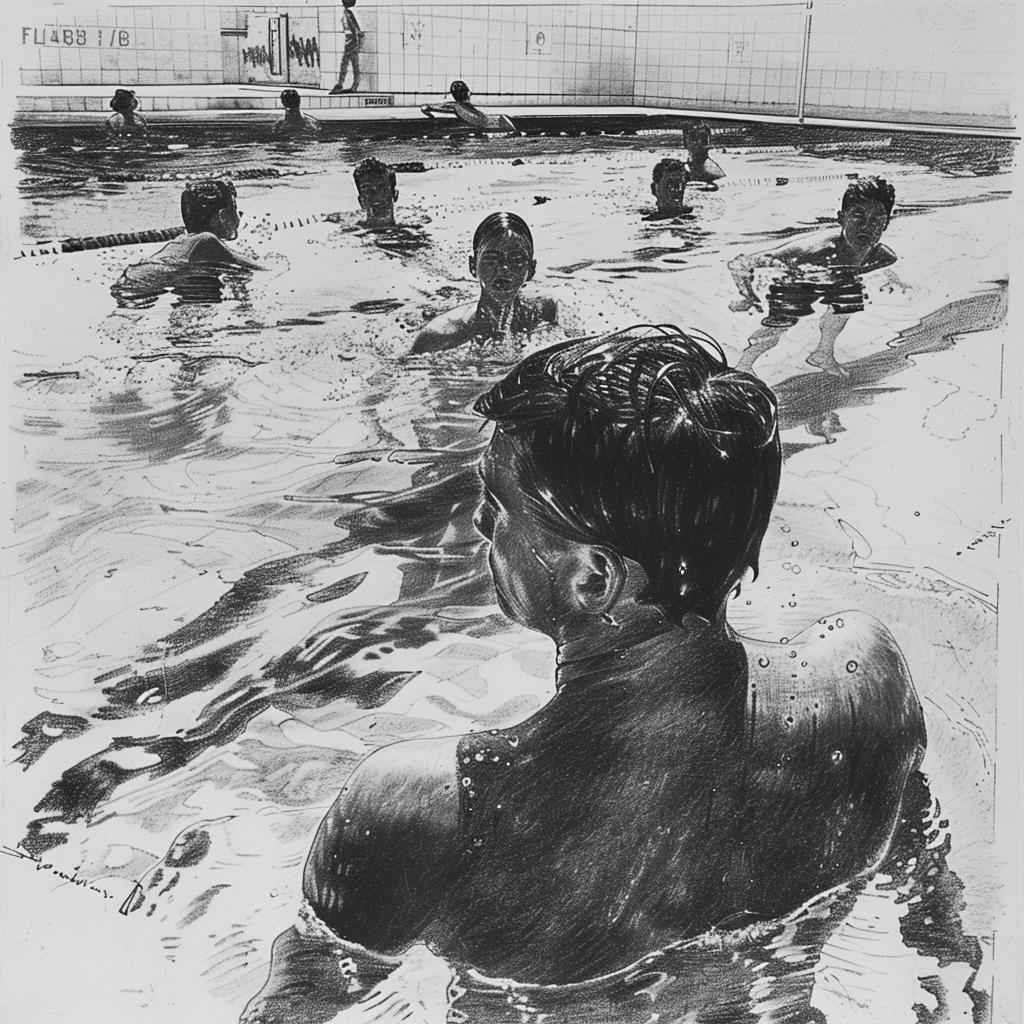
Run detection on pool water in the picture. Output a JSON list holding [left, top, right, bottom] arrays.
[[2, 124, 1013, 1023]]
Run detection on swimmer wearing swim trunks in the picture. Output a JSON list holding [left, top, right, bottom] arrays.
[[412, 212, 558, 354], [420, 81, 517, 133], [729, 177, 903, 375], [242, 328, 924, 1020], [273, 89, 321, 135], [106, 89, 148, 134]]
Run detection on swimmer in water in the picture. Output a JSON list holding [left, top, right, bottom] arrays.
[[112, 180, 260, 305], [649, 158, 693, 217], [106, 89, 148, 134], [729, 177, 904, 375], [412, 212, 558, 354], [683, 121, 725, 188], [273, 89, 321, 134], [242, 327, 925, 1019], [420, 80, 517, 133], [353, 158, 398, 227]]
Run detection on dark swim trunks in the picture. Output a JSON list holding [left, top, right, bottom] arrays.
[[761, 274, 866, 328]]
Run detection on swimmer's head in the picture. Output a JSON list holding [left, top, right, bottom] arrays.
[[280, 89, 302, 109], [353, 158, 398, 227], [684, 121, 711, 157], [181, 179, 240, 239], [474, 326, 781, 629], [342, 0, 357, 7], [110, 89, 139, 113], [651, 159, 689, 214], [838, 177, 895, 253], [450, 80, 471, 102], [470, 212, 536, 299]]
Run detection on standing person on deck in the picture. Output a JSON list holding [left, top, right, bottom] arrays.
[[331, 0, 365, 94]]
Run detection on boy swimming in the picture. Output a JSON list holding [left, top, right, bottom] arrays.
[[412, 212, 558, 353], [649, 157, 693, 217], [420, 80, 517, 133], [728, 177, 901, 374], [353, 158, 398, 227], [106, 88, 148, 134], [273, 89, 321, 135], [683, 121, 725, 187], [242, 327, 925, 1019]]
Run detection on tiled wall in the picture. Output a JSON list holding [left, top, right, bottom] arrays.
[[19, 7, 222, 86], [801, 0, 1015, 128], [16, 2, 1015, 129]]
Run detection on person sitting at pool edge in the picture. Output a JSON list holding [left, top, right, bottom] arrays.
[[412, 211, 557, 354], [353, 158, 398, 228], [728, 177, 905, 375], [650, 158, 693, 217], [274, 89, 321, 135], [420, 81, 516, 133], [241, 327, 926, 1021], [106, 88, 148, 134], [683, 121, 725, 188]]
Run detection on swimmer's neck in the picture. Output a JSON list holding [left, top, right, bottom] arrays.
[[474, 290, 521, 333], [556, 605, 730, 679]]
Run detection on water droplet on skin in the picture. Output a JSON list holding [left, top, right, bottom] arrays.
[[792, 565, 801, 574], [785, 716, 794, 725], [780, 637, 789, 644], [475, 752, 484, 761], [788, 650, 797, 658], [757, 656, 770, 668], [836, 618, 844, 628], [831, 750, 843, 764], [846, 660, 858, 673], [462, 777, 472, 787], [788, 601, 797, 607], [782, 526, 791, 533], [782, 562, 791, 570], [791, 540, 799, 547]]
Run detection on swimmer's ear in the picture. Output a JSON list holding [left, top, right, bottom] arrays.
[[571, 545, 626, 616], [469, 255, 478, 278]]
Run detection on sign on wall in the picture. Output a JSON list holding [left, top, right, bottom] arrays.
[[527, 27, 553, 55], [728, 35, 754, 62], [21, 25, 132, 49], [403, 17, 428, 51]]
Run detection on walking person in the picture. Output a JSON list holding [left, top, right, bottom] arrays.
[[331, 0, 364, 94]]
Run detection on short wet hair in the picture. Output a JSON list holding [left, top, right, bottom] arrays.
[[450, 80, 471, 102], [110, 89, 138, 112], [652, 158, 688, 188], [475, 326, 781, 622], [181, 179, 237, 233], [841, 177, 896, 219], [281, 89, 301, 109], [353, 157, 397, 194], [473, 212, 533, 256]]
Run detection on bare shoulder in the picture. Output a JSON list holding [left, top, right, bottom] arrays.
[[303, 736, 462, 950], [746, 611, 924, 742], [411, 303, 476, 353]]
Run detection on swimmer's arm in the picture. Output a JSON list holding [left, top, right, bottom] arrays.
[[410, 306, 475, 353], [421, 102, 458, 116], [303, 738, 462, 953]]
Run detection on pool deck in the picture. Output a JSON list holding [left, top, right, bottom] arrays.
[[10, 83, 1018, 138]]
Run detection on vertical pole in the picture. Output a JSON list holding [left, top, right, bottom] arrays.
[[796, 0, 813, 122]]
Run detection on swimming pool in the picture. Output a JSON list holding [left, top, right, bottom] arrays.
[[3, 123, 1014, 1022]]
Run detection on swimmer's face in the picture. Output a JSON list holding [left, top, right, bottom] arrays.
[[357, 176, 398, 227], [653, 172, 688, 214], [838, 198, 889, 254], [476, 431, 563, 632], [471, 234, 535, 299]]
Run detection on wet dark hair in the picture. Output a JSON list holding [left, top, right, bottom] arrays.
[[181, 179, 237, 233], [652, 158, 688, 188], [110, 89, 138, 113], [450, 80, 471, 102], [473, 212, 533, 256], [841, 177, 896, 219], [342, 0, 356, 7], [474, 326, 781, 623], [281, 89, 301, 109], [353, 157, 397, 194]]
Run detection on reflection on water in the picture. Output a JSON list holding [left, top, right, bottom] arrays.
[[6, 126, 1010, 1021]]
